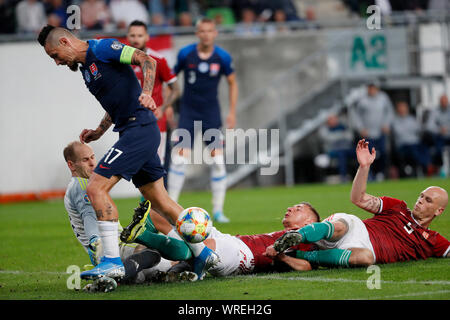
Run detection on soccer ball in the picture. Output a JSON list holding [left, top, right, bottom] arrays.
[[176, 207, 212, 243]]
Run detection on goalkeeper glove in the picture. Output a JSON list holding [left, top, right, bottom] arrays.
[[88, 235, 103, 266]]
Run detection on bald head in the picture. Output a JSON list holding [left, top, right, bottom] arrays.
[[413, 186, 448, 228], [64, 141, 96, 179], [424, 186, 448, 209], [64, 141, 87, 162]]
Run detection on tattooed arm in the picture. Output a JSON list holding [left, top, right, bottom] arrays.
[[350, 139, 381, 214], [161, 80, 180, 112], [79, 112, 112, 144], [130, 49, 157, 111]]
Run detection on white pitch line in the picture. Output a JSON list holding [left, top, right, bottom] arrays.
[[2, 270, 450, 287], [354, 290, 450, 300], [249, 275, 450, 286], [0, 270, 66, 275]]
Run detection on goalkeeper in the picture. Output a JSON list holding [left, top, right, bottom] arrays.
[[63, 141, 196, 288]]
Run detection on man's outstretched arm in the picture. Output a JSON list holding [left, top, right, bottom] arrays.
[[350, 139, 381, 214], [79, 112, 112, 143]]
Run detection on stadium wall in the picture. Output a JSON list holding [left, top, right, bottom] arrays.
[[1, 24, 448, 200]]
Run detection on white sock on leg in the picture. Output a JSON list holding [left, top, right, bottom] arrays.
[[168, 153, 187, 202], [98, 221, 120, 259], [211, 154, 227, 214]]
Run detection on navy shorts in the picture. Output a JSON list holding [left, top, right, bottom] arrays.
[[173, 119, 224, 150], [94, 122, 165, 188]]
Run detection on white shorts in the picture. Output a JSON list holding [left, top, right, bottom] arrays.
[[207, 227, 255, 277], [316, 213, 376, 261]]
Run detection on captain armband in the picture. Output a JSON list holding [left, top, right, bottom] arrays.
[[119, 45, 136, 64]]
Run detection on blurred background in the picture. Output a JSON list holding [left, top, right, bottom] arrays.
[[1, 0, 450, 201]]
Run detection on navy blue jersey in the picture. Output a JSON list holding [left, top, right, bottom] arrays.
[[79, 38, 156, 132], [174, 43, 234, 129]]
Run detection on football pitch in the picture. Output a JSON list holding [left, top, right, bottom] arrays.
[[1, 178, 449, 301]]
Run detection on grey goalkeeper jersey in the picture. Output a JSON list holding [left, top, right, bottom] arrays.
[[64, 176, 137, 259], [64, 177, 99, 253]]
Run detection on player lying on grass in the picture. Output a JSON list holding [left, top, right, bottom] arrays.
[[122, 200, 321, 276], [265, 139, 450, 268], [63, 141, 198, 289]]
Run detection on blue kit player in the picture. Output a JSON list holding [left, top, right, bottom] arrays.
[[38, 25, 219, 281], [167, 18, 238, 223]]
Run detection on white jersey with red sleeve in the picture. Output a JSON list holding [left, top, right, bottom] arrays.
[[132, 48, 177, 132], [363, 196, 450, 264]]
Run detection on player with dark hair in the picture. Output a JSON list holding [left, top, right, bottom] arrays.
[[167, 18, 238, 223], [266, 139, 450, 268], [38, 25, 219, 281]]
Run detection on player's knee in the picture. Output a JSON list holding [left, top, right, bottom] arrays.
[[203, 238, 216, 251], [349, 249, 375, 267], [210, 153, 226, 176], [330, 220, 349, 241], [170, 153, 188, 170]]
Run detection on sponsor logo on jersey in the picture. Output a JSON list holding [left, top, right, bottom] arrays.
[[198, 62, 209, 73], [111, 41, 123, 50], [99, 164, 111, 169], [209, 63, 220, 76]]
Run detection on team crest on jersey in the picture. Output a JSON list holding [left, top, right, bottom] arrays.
[[198, 62, 209, 73], [422, 231, 429, 239], [89, 63, 102, 80], [111, 41, 123, 50], [89, 63, 98, 75], [209, 63, 220, 76]]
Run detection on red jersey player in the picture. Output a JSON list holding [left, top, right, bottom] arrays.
[[122, 200, 319, 276], [203, 202, 318, 276], [126, 20, 180, 165], [266, 139, 449, 268]]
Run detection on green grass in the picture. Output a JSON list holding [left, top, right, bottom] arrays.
[[1, 178, 449, 300]]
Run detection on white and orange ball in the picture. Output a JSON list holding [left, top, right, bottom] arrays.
[[176, 207, 213, 243]]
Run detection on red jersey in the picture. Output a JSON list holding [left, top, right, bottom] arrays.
[[363, 196, 450, 264], [132, 48, 177, 132], [237, 230, 313, 272]]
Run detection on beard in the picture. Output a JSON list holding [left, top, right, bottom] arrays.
[[130, 42, 146, 51], [68, 62, 79, 72]]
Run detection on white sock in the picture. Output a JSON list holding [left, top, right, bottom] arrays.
[[168, 153, 187, 202], [186, 242, 206, 257], [211, 154, 227, 213], [98, 221, 120, 259], [170, 227, 205, 257], [168, 228, 184, 240]]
